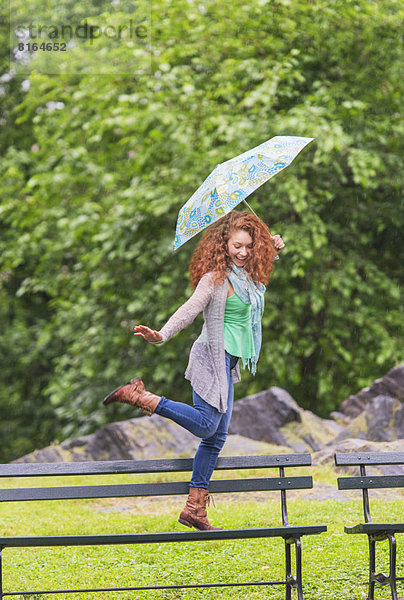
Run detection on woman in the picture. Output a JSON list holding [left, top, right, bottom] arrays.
[[103, 210, 285, 530]]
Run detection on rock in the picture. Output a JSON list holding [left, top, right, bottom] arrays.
[[14, 386, 348, 463], [228, 386, 301, 446], [14, 364, 404, 464], [339, 388, 372, 419], [14, 416, 291, 464], [394, 402, 404, 435], [313, 438, 404, 475], [228, 385, 348, 452], [330, 395, 404, 444], [365, 395, 402, 442], [84, 415, 201, 460], [339, 363, 404, 418], [281, 411, 348, 452], [221, 435, 291, 457], [373, 364, 404, 401], [14, 415, 201, 463], [329, 411, 351, 425]]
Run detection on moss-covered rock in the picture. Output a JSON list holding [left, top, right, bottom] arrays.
[[13, 415, 290, 463], [281, 410, 348, 452], [313, 438, 404, 474], [13, 364, 404, 464]]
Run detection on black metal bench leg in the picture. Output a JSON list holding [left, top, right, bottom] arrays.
[[295, 538, 303, 600], [284, 538, 303, 600], [368, 534, 398, 600], [368, 536, 376, 600], [388, 534, 398, 600], [285, 538, 292, 600]]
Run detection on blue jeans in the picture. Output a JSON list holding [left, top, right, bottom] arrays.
[[155, 352, 238, 488]]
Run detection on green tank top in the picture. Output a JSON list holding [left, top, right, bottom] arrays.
[[223, 293, 255, 359]]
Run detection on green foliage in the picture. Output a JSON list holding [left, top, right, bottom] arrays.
[[0, 0, 403, 460]]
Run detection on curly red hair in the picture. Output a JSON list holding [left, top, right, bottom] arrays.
[[189, 210, 277, 288]]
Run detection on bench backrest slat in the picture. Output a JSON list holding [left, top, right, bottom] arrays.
[[335, 451, 404, 524], [338, 475, 404, 491], [335, 452, 404, 466], [0, 454, 311, 478], [0, 476, 313, 502]]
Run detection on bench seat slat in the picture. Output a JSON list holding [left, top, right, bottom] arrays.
[[0, 454, 311, 478], [344, 523, 404, 534], [337, 475, 404, 490], [0, 477, 313, 502], [335, 452, 404, 466], [0, 526, 327, 548]]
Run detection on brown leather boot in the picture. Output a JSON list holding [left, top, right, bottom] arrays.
[[178, 487, 222, 531], [103, 377, 160, 416]]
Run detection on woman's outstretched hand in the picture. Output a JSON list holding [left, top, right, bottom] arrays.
[[272, 234, 285, 252], [133, 325, 163, 343]]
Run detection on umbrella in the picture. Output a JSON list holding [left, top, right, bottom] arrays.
[[173, 135, 314, 250]]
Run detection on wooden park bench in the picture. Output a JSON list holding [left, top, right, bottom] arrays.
[[0, 453, 326, 599], [335, 451, 404, 600]]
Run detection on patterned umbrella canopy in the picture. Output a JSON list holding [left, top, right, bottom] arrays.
[[173, 135, 314, 250]]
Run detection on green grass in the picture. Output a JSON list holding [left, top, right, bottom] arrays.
[[0, 466, 403, 600]]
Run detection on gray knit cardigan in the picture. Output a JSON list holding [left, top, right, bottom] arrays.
[[157, 272, 241, 413]]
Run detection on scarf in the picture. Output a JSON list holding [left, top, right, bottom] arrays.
[[227, 263, 266, 375]]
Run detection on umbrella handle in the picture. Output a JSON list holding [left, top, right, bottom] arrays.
[[242, 199, 258, 216]]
